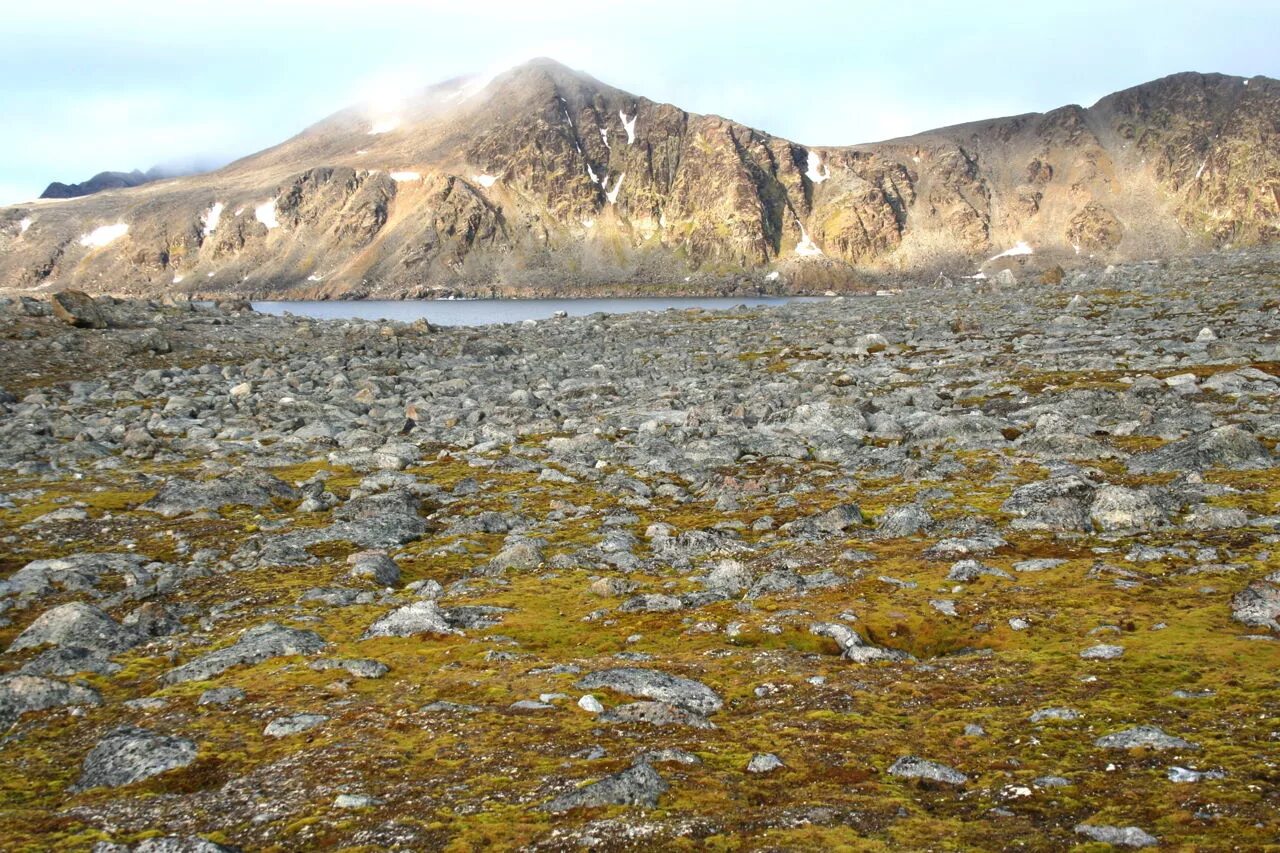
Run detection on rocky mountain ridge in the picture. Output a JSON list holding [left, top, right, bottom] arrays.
[[1, 60, 1277, 298]]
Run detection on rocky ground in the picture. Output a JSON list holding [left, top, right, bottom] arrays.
[[0, 249, 1278, 851]]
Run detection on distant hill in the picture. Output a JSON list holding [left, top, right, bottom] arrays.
[[39, 166, 204, 200], [2, 60, 1277, 297]]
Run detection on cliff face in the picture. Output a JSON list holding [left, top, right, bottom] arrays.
[[1, 62, 1277, 297]]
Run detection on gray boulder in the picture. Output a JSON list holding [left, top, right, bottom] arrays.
[[887, 755, 967, 785], [1089, 486, 1166, 531], [346, 551, 401, 586], [75, 727, 197, 790], [163, 622, 326, 684], [361, 600, 458, 640], [543, 762, 668, 812], [264, 713, 328, 737], [1231, 580, 1280, 630], [8, 602, 138, 653], [811, 622, 910, 663], [1095, 725, 1198, 750], [0, 674, 101, 724], [1128, 425, 1272, 474], [575, 667, 722, 715], [1074, 824, 1158, 848], [142, 471, 300, 517]]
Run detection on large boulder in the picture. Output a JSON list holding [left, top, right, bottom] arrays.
[[361, 601, 458, 640], [575, 667, 723, 716], [1000, 475, 1095, 532], [1088, 486, 1166, 532], [811, 622, 911, 663], [162, 622, 326, 684], [1231, 580, 1280, 631], [51, 290, 107, 329], [74, 726, 197, 790], [1128, 425, 1273, 474], [0, 674, 101, 725], [8, 602, 138, 654], [542, 762, 668, 812], [142, 471, 300, 518], [887, 755, 967, 785]]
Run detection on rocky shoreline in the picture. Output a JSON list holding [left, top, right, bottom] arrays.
[[0, 248, 1278, 849]]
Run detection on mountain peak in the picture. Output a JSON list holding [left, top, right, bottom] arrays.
[[3, 66, 1277, 298]]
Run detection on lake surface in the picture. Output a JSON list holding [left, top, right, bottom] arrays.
[[253, 296, 832, 326]]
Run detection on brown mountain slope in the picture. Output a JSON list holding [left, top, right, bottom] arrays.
[[1, 60, 1276, 297]]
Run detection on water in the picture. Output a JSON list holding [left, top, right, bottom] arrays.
[[253, 296, 831, 326]]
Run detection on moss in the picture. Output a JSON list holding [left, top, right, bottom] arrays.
[[3, 413, 1280, 849]]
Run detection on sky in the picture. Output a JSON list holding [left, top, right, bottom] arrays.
[[2, 0, 1277, 205]]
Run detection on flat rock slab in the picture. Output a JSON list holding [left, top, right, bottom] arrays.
[[1128, 424, 1273, 474], [887, 755, 968, 785], [1074, 824, 1158, 848], [162, 622, 326, 684], [142, 471, 300, 518], [0, 674, 101, 724], [1095, 725, 1199, 750], [264, 713, 329, 737], [575, 667, 723, 715], [75, 726, 197, 790]]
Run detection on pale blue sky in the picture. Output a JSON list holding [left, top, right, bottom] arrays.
[[2, 0, 1276, 204]]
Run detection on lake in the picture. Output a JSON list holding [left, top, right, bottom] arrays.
[[253, 296, 833, 326]]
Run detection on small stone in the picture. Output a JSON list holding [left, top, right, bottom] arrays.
[[887, 755, 967, 785], [1029, 707, 1080, 723], [1080, 643, 1125, 660], [264, 713, 329, 737], [578, 694, 604, 714], [197, 687, 246, 706], [746, 753, 784, 773], [1095, 725, 1199, 750], [1074, 823, 1158, 848], [334, 793, 381, 809]]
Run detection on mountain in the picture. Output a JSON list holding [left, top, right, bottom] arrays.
[[38, 166, 203, 200], [1, 60, 1277, 297]]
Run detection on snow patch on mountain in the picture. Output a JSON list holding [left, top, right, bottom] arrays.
[[473, 174, 498, 188], [201, 202, 224, 237], [255, 201, 279, 229], [605, 173, 625, 204], [79, 222, 128, 248], [805, 151, 829, 184], [390, 171, 421, 182], [988, 241, 1033, 261], [619, 111, 637, 144], [795, 222, 824, 257]]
